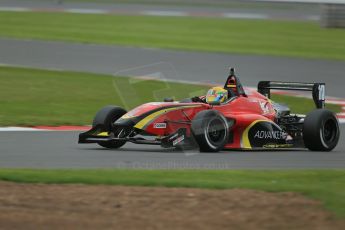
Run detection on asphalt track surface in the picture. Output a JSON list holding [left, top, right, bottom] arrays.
[[0, 127, 344, 169]]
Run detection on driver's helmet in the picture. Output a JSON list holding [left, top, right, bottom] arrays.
[[206, 86, 228, 103]]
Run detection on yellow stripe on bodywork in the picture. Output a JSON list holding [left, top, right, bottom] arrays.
[[241, 120, 274, 149], [97, 132, 109, 136], [134, 105, 200, 130]]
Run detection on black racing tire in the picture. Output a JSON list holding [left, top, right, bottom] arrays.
[[191, 110, 229, 152], [303, 109, 340, 151], [92, 106, 127, 149]]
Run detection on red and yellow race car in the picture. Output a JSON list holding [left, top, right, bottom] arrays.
[[79, 68, 340, 152]]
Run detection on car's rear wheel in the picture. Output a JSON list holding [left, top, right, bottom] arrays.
[[303, 109, 340, 151], [92, 106, 127, 149], [191, 110, 229, 152]]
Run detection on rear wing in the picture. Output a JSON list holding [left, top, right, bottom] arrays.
[[257, 81, 325, 109]]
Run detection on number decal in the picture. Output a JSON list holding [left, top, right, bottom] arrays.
[[259, 102, 270, 114], [318, 85, 325, 101]]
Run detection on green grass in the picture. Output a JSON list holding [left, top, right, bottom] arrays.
[[0, 169, 344, 217], [0, 12, 345, 60], [0, 66, 340, 126]]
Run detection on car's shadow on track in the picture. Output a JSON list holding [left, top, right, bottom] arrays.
[[78, 146, 308, 154], [78, 147, 198, 154]]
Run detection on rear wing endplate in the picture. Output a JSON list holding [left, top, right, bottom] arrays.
[[257, 81, 325, 109]]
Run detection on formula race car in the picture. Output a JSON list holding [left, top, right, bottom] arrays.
[[79, 68, 340, 152]]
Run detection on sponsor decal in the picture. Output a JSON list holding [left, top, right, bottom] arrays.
[[244, 120, 288, 149], [173, 135, 184, 146], [154, 123, 167, 129], [254, 130, 287, 140], [263, 144, 293, 148]]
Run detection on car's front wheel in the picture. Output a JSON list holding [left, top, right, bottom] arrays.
[[92, 106, 127, 149], [303, 109, 340, 151], [191, 110, 229, 152]]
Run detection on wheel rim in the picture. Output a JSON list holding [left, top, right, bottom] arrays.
[[205, 118, 226, 147], [323, 118, 337, 144]]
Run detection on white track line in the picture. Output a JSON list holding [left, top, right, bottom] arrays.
[[222, 13, 269, 19], [0, 7, 30, 12], [0, 127, 49, 131], [65, 9, 107, 14], [142, 10, 188, 17]]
